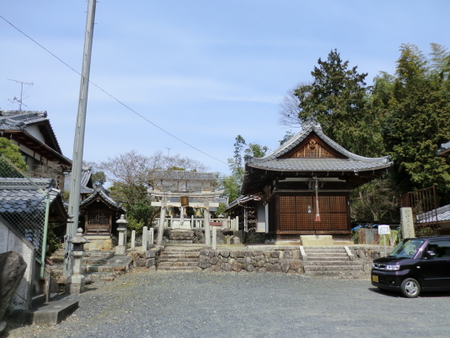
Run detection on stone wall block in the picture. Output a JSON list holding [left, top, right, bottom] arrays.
[[246, 264, 255, 272], [231, 261, 242, 272], [135, 256, 147, 267], [221, 262, 232, 272], [198, 260, 211, 269], [280, 259, 290, 273], [219, 250, 230, 258], [146, 258, 156, 267], [288, 260, 303, 272], [252, 251, 264, 257], [210, 256, 220, 265], [211, 265, 222, 272], [271, 251, 281, 258]]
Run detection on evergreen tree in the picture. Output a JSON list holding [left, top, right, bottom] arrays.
[[294, 49, 382, 156], [383, 44, 450, 196]]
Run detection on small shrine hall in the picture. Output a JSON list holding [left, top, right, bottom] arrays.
[[239, 120, 392, 244]]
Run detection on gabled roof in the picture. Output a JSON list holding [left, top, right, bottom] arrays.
[[242, 121, 392, 194], [64, 167, 94, 194], [80, 184, 125, 211], [438, 141, 450, 157], [0, 110, 71, 166], [246, 120, 391, 171]]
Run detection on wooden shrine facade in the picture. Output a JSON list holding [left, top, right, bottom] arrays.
[[239, 120, 392, 242], [80, 185, 125, 236]]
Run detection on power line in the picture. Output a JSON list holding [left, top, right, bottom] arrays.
[[0, 14, 228, 166]]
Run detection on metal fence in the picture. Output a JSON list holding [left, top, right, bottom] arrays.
[[0, 155, 48, 263]]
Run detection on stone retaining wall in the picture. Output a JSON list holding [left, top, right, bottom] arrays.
[[129, 247, 161, 270], [198, 248, 303, 273]]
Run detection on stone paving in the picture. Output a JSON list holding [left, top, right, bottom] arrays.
[[4, 269, 450, 338]]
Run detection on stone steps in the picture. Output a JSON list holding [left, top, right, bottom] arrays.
[[302, 246, 365, 278], [158, 246, 201, 271], [49, 250, 131, 282]]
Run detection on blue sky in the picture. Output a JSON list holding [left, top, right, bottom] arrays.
[[1, 1, 449, 175]]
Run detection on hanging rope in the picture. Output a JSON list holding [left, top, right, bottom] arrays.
[[315, 179, 321, 222]]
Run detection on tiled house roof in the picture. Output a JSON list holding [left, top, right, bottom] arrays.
[[0, 177, 61, 213], [438, 141, 450, 156], [0, 110, 71, 166], [151, 170, 217, 192], [0, 177, 67, 255]]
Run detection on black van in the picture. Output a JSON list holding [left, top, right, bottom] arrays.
[[371, 236, 450, 297]]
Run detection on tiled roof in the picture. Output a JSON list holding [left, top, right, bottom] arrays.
[[437, 141, 450, 156], [248, 157, 391, 172], [151, 170, 216, 181], [80, 185, 124, 211], [417, 204, 450, 223], [64, 168, 94, 194], [0, 110, 50, 130], [0, 110, 70, 164], [0, 177, 60, 213], [246, 121, 391, 173]]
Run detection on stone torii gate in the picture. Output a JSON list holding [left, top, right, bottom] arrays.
[[150, 190, 223, 247]]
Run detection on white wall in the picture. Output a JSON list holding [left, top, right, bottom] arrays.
[[256, 202, 266, 232], [0, 218, 35, 311]]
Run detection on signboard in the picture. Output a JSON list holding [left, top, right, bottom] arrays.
[[378, 224, 391, 235]]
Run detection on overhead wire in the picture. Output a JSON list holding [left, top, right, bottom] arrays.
[[0, 14, 228, 166]]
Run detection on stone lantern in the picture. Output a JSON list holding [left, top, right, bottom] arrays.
[[115, 214, 128, 255], [67, 228, 89, 295]]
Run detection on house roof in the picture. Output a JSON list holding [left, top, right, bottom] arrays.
[[64, 167, 94, 194], [417, 204, 450, 224], [151, 170, 216, 181], [242, 120, 392, 194], [0, 110, 71, 166], [438, 141, 450, 157], [80, 184, 125, 211], [0, 177, 65, 215]]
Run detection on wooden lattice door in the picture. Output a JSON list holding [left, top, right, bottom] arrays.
[[277, 194, 348, 232]]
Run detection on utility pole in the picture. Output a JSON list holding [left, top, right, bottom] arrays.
[[64, 0, 97, 278]]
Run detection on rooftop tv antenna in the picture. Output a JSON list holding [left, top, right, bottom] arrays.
[[8, 78, 33, 111]]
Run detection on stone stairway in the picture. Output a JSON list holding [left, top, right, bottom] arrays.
[[157, 245, 202, 271], [49, 249, 132, 283], [302, 246, 364, 278]]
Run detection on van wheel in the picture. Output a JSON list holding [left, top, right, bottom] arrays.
[[400, 278, 421, 298]]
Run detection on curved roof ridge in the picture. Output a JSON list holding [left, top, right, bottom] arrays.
[[80, 185, 124, 210], [246, 122, 390, 164]]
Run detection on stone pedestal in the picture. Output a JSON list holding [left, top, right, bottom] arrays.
[[116, 227, 127, 255], [66, 250, 85, 295], [66, 228, 89, 295], [115, 215, 128, 255]]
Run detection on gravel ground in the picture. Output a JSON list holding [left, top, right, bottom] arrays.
[[4, 269, 450, 338]]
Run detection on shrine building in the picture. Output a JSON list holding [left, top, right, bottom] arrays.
[[235, 120, 392, 244]]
